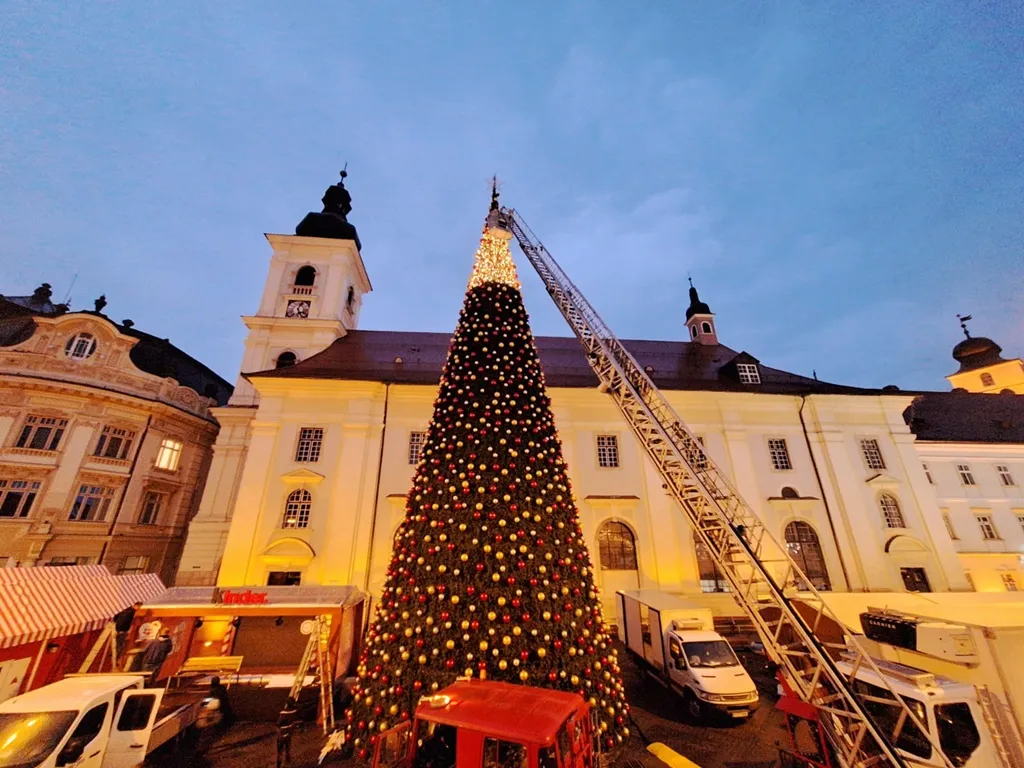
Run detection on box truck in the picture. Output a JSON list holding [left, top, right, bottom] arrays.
[[616, 590, 759, 720]]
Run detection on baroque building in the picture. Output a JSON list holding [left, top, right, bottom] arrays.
[[0, 286, 232, 582], [178, 177, 1024, 619]]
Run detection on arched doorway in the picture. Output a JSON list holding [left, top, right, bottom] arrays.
[[597, 520, 640, 621], [784, 521, 831, 591]]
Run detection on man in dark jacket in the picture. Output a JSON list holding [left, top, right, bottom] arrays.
[[112, 602, 142, 663], [141, 632, 173, 681], [277, 697, 299, 768], [208, 676, 235, 727]]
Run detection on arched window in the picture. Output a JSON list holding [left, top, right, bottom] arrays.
[[980, 372, 995, 387], [701, 321, 712, 334], [294, 266, 317, 287], [784, 521, 831, 591], [281, 489, 312, 529], [597, 521, 638, 571], [879, 493, 906, 529], [690, 326, 698, 339], [694, 532, 729, 593], [64, 333, 97, 360], [780, 486, 800, 499], [275, 351, 297, 369]]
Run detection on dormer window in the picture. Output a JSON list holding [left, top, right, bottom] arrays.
[[701, 321, 712, 334], [736, 363, 760, 384], [690, 326, 698, 339], [292, 266, 317, 295], [64, 333, 97, 360], [980, 372, 995, 387]]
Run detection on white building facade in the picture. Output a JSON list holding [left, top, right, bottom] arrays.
[[178, 179, 1023, 617]]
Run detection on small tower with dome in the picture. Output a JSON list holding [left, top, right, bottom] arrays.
[[946, 314, 1023, 394], [684, 278, 718, 345]]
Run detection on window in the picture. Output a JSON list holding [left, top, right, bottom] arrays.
[[64, 332, 97, 360], [0, 479, 40, 518], [155, 439, 182, 471], [976, 514, 999, 540], [596, 435, 619, 468], [700, 321, 712, 334], [784, 521, 831, 591], [767, 438, 792, 471], [67, 702, 109, 745], [736, 363, 760, 384], [996, 465, 1016, 487], [596, 521, 637, 570], [15, 415, 67, 451], [1002, 573, 1019, 592], [900, 567, 932, 593], [1018, 515, 1024, 535], [93, 425, 135, 460], [281, 489, 312, 529], [267, 571, 301, 586], [408, 431, 427, 465], [138, 491, 165, 525], [117, 693, 157, 731], [119, 556, 150, 575], [851, 679, 931, 758], [922, 463, 934, 484], [943, 513, 958, 540], [957, 464, 976, 486], [878, 493, 906, 529], [275, 351, 297, 369], [690, 326, 698, 339], [980, 372, 995, 387], [294, 265, 317, 287], [859, 439, 886, 470], [48, 556, 97, 566], [694, 533, 729, 593], [483, 739, 528, 768], [294, 427, 324, 463], [69, 485, 116, 522], [935, 703, 982, 767]]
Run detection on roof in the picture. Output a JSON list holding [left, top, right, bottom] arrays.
[[0, 675, 143, 712], [0, 297, 232, 406], [618, 590, 712, 616], [247, 330, 878, 395], [0, 566, 166, 649], [904, 391, 1024, 443], [951, 335, 1005, 373], [418, 680, 584, 745]]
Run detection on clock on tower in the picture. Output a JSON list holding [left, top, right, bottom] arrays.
[[285, 300, 310, 318]]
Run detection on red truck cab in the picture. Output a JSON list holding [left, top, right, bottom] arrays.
[[372, 680, 595, 768]]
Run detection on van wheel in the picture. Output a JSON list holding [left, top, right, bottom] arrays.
[[684, 690, 702, 721]]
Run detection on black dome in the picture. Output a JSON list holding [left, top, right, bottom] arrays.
[[295, 212, 361, 247], [685, 284, 712, 320], [952, 336, 1004, 372]]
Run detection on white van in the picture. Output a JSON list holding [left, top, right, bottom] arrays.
[[0, 675, 190, 768], [617, 590, 759, 719]]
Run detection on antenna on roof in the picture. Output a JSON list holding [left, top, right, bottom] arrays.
[[813, 370, 818, 381], [63, 273, 78, 305]]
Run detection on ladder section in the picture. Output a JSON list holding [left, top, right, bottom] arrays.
[[502, 207, 953, 768], [289, 616, 336, 735], [79, 622, 118, 674]]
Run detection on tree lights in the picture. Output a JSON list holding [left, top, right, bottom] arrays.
[[344, 211, 629, 757]]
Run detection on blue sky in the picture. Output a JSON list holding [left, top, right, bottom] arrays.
[[2, 2, 1021, 390]]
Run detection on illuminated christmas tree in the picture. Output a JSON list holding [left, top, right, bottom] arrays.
[[345, 188, 630, 757]]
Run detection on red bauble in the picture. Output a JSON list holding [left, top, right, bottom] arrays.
[[446, 659, 455, 669]]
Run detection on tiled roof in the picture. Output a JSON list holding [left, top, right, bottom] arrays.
[[904, 392, 1024, 443], [248, 329, 879, 395]]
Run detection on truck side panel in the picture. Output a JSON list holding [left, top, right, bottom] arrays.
[[619, 593, 644, 658], [647, 610, 665, 671]]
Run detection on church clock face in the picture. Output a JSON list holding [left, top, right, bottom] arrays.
[[286, 300, 311, 318]]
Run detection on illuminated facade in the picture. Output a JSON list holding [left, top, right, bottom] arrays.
[[178, 178, 1024, 615], [0, 287, 232, 582]]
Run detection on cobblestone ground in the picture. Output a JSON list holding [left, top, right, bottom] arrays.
[[147, 648, 786, 768]]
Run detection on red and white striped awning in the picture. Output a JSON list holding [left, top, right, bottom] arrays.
[[0, 565, 166, 649]]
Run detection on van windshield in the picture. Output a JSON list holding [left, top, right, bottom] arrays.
[[683, 640, 738, 668], [0, 711, 78, 768]]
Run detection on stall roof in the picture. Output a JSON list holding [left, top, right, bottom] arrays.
[[0, 566, 165, 649], [143, 585, 365, 613]]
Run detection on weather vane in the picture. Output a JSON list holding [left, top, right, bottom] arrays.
[[957, 313, 973, 340], [340, 162, 348, 182]]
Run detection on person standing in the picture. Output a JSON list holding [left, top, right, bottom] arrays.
[[112, 601, 142, 665], [141, 632, 173, 682], [277, 697, 299, 768], [208, 676, 235, 727]]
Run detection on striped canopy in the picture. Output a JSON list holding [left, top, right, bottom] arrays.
[[0, 565, 166, 649]]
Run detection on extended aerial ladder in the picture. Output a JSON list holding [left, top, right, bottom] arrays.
[[500, 207, 957, 768]]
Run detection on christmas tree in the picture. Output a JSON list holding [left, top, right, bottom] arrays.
[[345, 189, 630, 757]]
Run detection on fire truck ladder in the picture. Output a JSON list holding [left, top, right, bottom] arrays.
[[501, 207, 956, 768], [290, 615, 336, 735]]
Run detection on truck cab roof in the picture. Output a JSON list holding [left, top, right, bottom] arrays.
[[417, 680, 584, 747], [669, 629, 724, 643], [0, 676, 144, 713], [838, 657, 976, 701]]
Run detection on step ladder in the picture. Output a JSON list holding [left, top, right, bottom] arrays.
[[501, 206, 956, 768], [288, 615, 335, 735], [78, 622, 118, 674]]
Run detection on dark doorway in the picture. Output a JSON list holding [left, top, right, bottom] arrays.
[[900, 567, 931, 593]]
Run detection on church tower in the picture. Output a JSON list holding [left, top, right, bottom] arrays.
[[684, 278, 719, 345], [229, 171, 372, 406], [176, 173, 372, 586], [946, 314, 1024, 394]]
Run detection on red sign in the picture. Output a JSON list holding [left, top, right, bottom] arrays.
[[220, 589, 268, 605]]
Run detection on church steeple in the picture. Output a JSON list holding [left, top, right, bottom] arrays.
[[684, 277, 718, 345]]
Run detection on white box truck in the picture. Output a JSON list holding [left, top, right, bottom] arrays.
[[616, 589, 759, 720], [0, 675, 204, 768]]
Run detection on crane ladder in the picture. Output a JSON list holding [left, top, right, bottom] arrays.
[[289, 615, 336, 734], [501, 206, 955, 768]]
